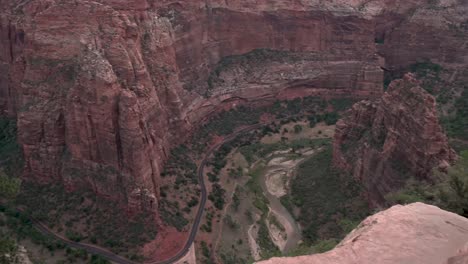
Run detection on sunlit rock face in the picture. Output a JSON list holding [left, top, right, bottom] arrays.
[[257, 203, 468, 264], [0, 0, 466, 209], [333, 74, 456, 205]]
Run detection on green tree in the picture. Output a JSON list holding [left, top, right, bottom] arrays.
[[0, 233, 17, 264], [0, 170, 20, 199], [439, 150, 468, 216], [293, 125, 303, 134]]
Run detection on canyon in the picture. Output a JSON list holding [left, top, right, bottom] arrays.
[[0, 0, 467, 262], [1, 0, 466, 210]]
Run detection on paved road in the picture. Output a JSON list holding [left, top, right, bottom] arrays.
[[159, 123, 263, 263], [3, 123, 265, 264]]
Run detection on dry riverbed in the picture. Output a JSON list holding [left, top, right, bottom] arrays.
[[214, 121, 335, 262]]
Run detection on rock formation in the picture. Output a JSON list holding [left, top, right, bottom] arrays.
[[333, 74, 457, 205], [256, 203, 468, 264], [0, 0, 466, 210]]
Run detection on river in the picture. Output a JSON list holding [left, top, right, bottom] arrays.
[[258, 163, 302, 252]]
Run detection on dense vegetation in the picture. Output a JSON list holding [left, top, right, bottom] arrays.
[[15, 182, 155, 261], [0, 231, 18, 263], [0, 90, 355, 262], [0, 118, 151, 261], [0, 205, 111, 264], [0, 118, 23, 176], [191, 95, 339, 152], [386, 150, 468, 217], [285, 146, 369, 245], [443, 88, 468, 140], [244, 164, 281, 259], [0, 118, 23, 200], [160, 95, 349, 233]]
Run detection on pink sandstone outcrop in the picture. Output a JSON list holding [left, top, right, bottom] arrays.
[[333, 74, 457, 205], [257, 202, 468, 264], [0, 0, 466, 210]]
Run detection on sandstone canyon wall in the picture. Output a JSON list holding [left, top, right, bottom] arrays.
[[0, 0, 466, 209], [257, 203, 468, 264], [333, 74, 457, 205]]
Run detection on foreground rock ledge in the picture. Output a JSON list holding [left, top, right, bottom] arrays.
[[257, 203, 468, 264]]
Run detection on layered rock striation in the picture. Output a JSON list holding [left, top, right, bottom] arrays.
[[0, 0, 466, 209], [257, 203, 468, 264], [333, 74, 457, 205]]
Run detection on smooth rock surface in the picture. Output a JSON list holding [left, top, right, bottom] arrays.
[[257, 203, 468, 264]]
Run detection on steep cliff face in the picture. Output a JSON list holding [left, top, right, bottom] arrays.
[[257, 203, 468, 264], [376, 0, 468, 71], [333, 74, 456, 205], [0, 0, 466, 209], [1, 1, 185, 208], [0, 0, 383, 208]]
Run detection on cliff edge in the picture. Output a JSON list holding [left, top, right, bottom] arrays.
[[257, 202, 468, 264]]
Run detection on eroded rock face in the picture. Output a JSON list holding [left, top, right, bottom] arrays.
[[333, 74, 457, 205], [0, 0, 466, 209], [257, 203, 468, 264]]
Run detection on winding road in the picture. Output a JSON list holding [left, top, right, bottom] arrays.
[[3, 123, 265, 264]]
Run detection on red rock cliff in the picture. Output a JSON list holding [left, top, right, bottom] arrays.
[[333, 74, 457, 205], [0, 0, 466, 209]]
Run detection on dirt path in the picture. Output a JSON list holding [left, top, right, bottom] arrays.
[[247, 223, 262, 261]]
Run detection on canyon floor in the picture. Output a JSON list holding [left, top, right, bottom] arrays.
[[0, 0, 467, 263]]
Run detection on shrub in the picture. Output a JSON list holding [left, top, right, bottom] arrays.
[[224, 215, 239, 230], [257, 219, 280, 259], [0, 170, 21, 199], [232, 192, 240, 211], [293, 125, 303, 134], [385, 150, 468, 217], [65, 229, 83, 242], [443, 88, 468, 140], [290, 146, 369, 244], [312, 239, 339, 253], [208, 184, 226, 210]]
